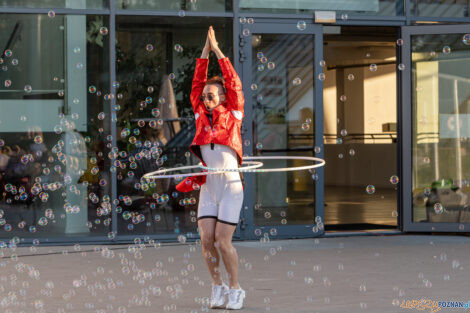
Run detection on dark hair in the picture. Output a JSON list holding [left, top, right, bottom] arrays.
[[206, 76, 226, 94]]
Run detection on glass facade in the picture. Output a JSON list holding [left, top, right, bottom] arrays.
[[411, 0, 470, 18], [239, 0, 404, 16], [412, 33, 470, 224], [117, 0, 232, 12], [0, 14, 110, 238], [251, 33, 317, 227], [0, 0, 107, 9], [0, 1, 469, 242]]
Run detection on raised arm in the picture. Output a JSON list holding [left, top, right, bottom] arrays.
[[208, 26, 244, 112], [190, 30, 211, 111]]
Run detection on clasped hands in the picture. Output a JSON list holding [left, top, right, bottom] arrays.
[[201, 26, 225, 60]]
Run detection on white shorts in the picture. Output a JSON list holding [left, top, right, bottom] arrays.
[[197, 144, 244, 226]]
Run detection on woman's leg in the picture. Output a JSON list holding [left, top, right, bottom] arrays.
[[198, 218, 223, 285], [215, 222, 239, 289]]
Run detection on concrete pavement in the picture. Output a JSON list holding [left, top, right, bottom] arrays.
[[0, 234, 469, 313]]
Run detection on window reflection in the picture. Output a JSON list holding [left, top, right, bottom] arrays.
[[0, 14, 109, 238], [0, 0, 107, 9], [412, 33, 470, 223], [117, 0, 231, 12]]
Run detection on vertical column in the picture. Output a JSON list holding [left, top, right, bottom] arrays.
[[64, 0, 89, 233]]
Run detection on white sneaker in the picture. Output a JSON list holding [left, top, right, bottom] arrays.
[[226, 287, 246, 310], [210, 283, 229, 309]]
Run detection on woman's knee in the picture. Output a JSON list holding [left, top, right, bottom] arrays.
[[214, 236, 234, 253], [201, 234, 216, 250]]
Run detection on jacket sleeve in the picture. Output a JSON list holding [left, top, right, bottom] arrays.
[[219, 57, 245, 114], [190, 58, 209, 112]]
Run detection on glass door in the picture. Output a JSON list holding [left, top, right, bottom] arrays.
[[238, 21, 324, 239], [401, 25, 470, 232]]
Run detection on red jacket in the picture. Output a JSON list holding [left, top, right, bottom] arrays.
[[176, 57, 245, 192]]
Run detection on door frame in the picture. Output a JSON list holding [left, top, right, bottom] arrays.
[[235, 20, 324, 239], [401, 24, 470, 232]]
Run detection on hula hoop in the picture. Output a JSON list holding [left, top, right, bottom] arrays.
[[143, 156, 325, 180], [142, 161, 264, 180], [202, 156, 325, 173]]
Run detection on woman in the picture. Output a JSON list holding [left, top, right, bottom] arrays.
[[176, 26, 246, 310]]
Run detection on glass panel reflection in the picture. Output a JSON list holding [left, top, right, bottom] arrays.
[[239, 0, 403, 16], [115, 16, 232, 235], [117, 0, 232, 12], [0, 0, 107, 9], [411, 0, 470, 18], [0, 14, 109, 238], [412, 33, 470, 224], [251, 33, 317, 227]]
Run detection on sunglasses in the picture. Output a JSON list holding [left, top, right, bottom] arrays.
[[200, 93, 224, 102]]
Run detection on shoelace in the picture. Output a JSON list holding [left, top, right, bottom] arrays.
[[211, 285, 223, 301], [228, 289, 241, 303]]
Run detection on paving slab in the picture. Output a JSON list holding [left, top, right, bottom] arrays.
[[0, 234, 469, 313]]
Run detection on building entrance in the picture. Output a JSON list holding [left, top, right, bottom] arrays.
[[322, 26, 399, 231]]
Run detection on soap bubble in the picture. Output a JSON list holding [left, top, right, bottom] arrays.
[[267, 62, 275, 70], [340, 129, 347, 136], [4, 80, 11, 87], [239, 17, 247, 24], [151, 108, 160, 117], [396, 39, 404, 46], [242, 28, 250, 36], [146, 44, 154, 52], [339, 95, 347, 102], [442, 46, 451, 54], [256, 143, 263, 149], [318, 73, 326, 81], [247, 18, 254, 24], [462, 34, 470, 45], [48, 10, 55, 18], [296, 21, 306, 31], [256, 51, 264, 59], [389, 175, 399, 184], [398, 63, 405, 71], [169, 73, 176, 80], [341, 13, 348, 20], [319, 60, 326, 67], [24, 85, 32, 93], [178, 10, 185, 17], [88, 86, 97, 93], [301, 123, 310, 131], [257, 64, 264, 71], [369, 64, 377, 72], [250, 83, 258, 90], [174, 44, 183, 53], [260, 56, 267, 63], [366, 185, 376, 194], [99, 27, 108, 35], [434, 203, 444, 214], [347, 74, 354, 81], [4, 49, 12, 57], [292, 77, 302, 86]]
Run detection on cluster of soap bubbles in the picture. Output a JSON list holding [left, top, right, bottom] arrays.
[[179, 197, 197, 206]]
